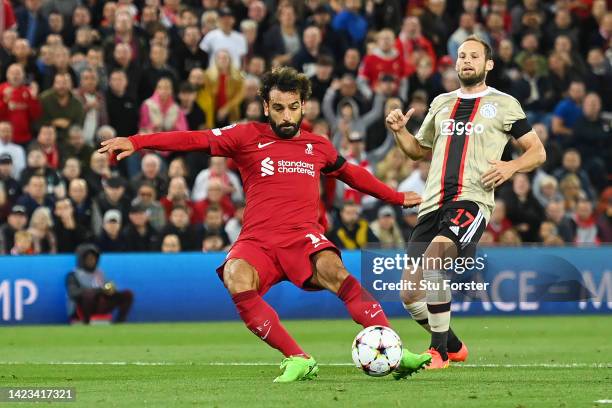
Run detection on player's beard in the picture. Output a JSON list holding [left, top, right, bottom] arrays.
[[458, 65, 487, 87], [269, 114, 304, 139]]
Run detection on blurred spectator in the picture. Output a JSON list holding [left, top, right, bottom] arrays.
[[551, 80, 586, 141], [358, 29, 406, 99], [198, 204, 231, 248], [396, 16, 436, 78], [106, 70, 139, 137], [448, 13, 488, 61], [488, 39, 519, 93], [161, 233, 181, 253], [330, 200, 378, 249], [53, 197, 87, 252], [121, 202, 159, 252], [596, 189, 612, 243], [60, 157, 81, 191], [502, 173, 544, 243], [571, 199, 600, 244], [0, 122, 26, 177], [39, 72, 84, 143], [131, 153, 167, 198], [376, 147, 412, 186], [66, 244, 134, 323], [138, 44, 179, 102], [15, 0, 50, 48], [194, 177, 235, 223], [307, 5, 345, 61], [63, 125, 94, 168], [419, 0, 453, 57], [0, 204, 28, 254], [584, 48, 612, 111], [19, 148, 61, 192], [27, 205, 56, 253], [199, 7, 246, 69], [192, 156, 242, 202], [200, 49, 245, 129], [108, 43, 141, 101], [41, 46, 79, 92], [139, 77, 187, 134], [241, 19, 261, 66], [0, 153, 21, 203], [571, 93, 610, 192], [161, 176, 197, 223], [514, 33, 547, 76], [263, 4, 301, 67], [308, 55, 334, 103], [511, 55, 554, 120], [91, 176, 129, 236], [370, 205, 404, 248], [498, 227, 522, 246], [545, 200, 574, 243], [532, 174, 562, 208], [292, 26, 330, 77], [332, 0, 368, 49], [0, 64, 42, 146], [82, 151, 111, 197], [30, 125, 60, 169], [75, 69, 108, 144], [553, 149, 596, 201], [68, 178, 92, 230], [95, 209, 125, 252], [202, 232, 225, 252], [11, 229, 34, 254], [225, 200, 245, 244], [102, 10, 147, 68], [538, 220, 564, 246], [160, 205, 199, 251], [486, 199, 512, 242], [533, 122, 562, 174], [335, 48, 361, 78], [178, 82, 206, 131], [559, 173, 585, 213], [133, 181, 166, 231], [16, 174, 54, 217], [406, 56, 444, 104]]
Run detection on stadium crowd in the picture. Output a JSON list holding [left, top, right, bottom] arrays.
[[0, 0, 610, 256]]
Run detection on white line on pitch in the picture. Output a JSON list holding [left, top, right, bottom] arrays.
[[594, 400, 612, 404], [0, 361, 610, 368]]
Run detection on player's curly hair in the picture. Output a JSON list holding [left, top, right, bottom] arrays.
[[259, 67, 312, 103]]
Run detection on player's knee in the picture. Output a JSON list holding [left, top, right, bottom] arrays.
[[400, 288, 424, 305], [223, 259, 258, 294]]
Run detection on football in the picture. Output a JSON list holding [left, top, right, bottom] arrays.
[[351, 326, 403, 377]]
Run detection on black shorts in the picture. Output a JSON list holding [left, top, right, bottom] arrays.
[[407, 200, 486, 259]]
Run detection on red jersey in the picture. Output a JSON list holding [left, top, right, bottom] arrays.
[[129, 122, 404, 242], [358, 49, 406, 89]]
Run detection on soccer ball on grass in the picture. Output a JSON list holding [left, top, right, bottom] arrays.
[[351, 326, 403, 377]]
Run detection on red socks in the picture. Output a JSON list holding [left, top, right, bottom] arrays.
[[232, 290, 306, 358], [337, 275, 390, 328]]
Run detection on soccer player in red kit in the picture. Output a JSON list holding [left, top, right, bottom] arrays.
[[98, 67, 431, 382]]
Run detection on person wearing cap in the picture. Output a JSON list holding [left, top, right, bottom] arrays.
[[0, 204, 28, 254], [370, 205, 405, 248], [0, 121, 26, 178], [96, 208, 125, 252], [66, 243, 134, 323], [121, 201, 160, 252], [0, 152, 22, 203], [199, 6, 247, 69]]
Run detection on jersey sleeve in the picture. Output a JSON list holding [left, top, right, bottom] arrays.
[[207, 123, 245, 158], [319, 137, 346, 175], [503, 97, 532, 139], [414, 101, 437, 148]]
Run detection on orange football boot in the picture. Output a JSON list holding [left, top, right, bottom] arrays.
[[425, 348, 450, 369], [447, 342, 469, 362]]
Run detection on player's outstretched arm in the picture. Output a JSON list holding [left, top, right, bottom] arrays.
[[481, 131, 546, 188], [385, 108, 429, 160], [334, 161, 422, 208], [98, 131, 214, 160]]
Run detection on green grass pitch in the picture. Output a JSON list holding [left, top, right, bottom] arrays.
[[1, 316, 611, 407]]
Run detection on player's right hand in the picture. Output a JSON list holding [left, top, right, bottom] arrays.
[[98, 137, 135, 161], [385, 108, 414, 133], [401, 191, 422, 208]]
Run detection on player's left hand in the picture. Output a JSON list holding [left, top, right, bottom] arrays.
[[481, 160, 518, 189], [401, 191, 422, 208]]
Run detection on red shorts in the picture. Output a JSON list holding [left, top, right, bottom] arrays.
[[216, 230, 340, 295]]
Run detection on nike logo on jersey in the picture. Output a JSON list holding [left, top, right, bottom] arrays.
[[258, 141, 276, 148]]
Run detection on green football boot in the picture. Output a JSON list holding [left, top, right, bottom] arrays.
[[392, 349, 432, 380], [273, 356, 319, 383]]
